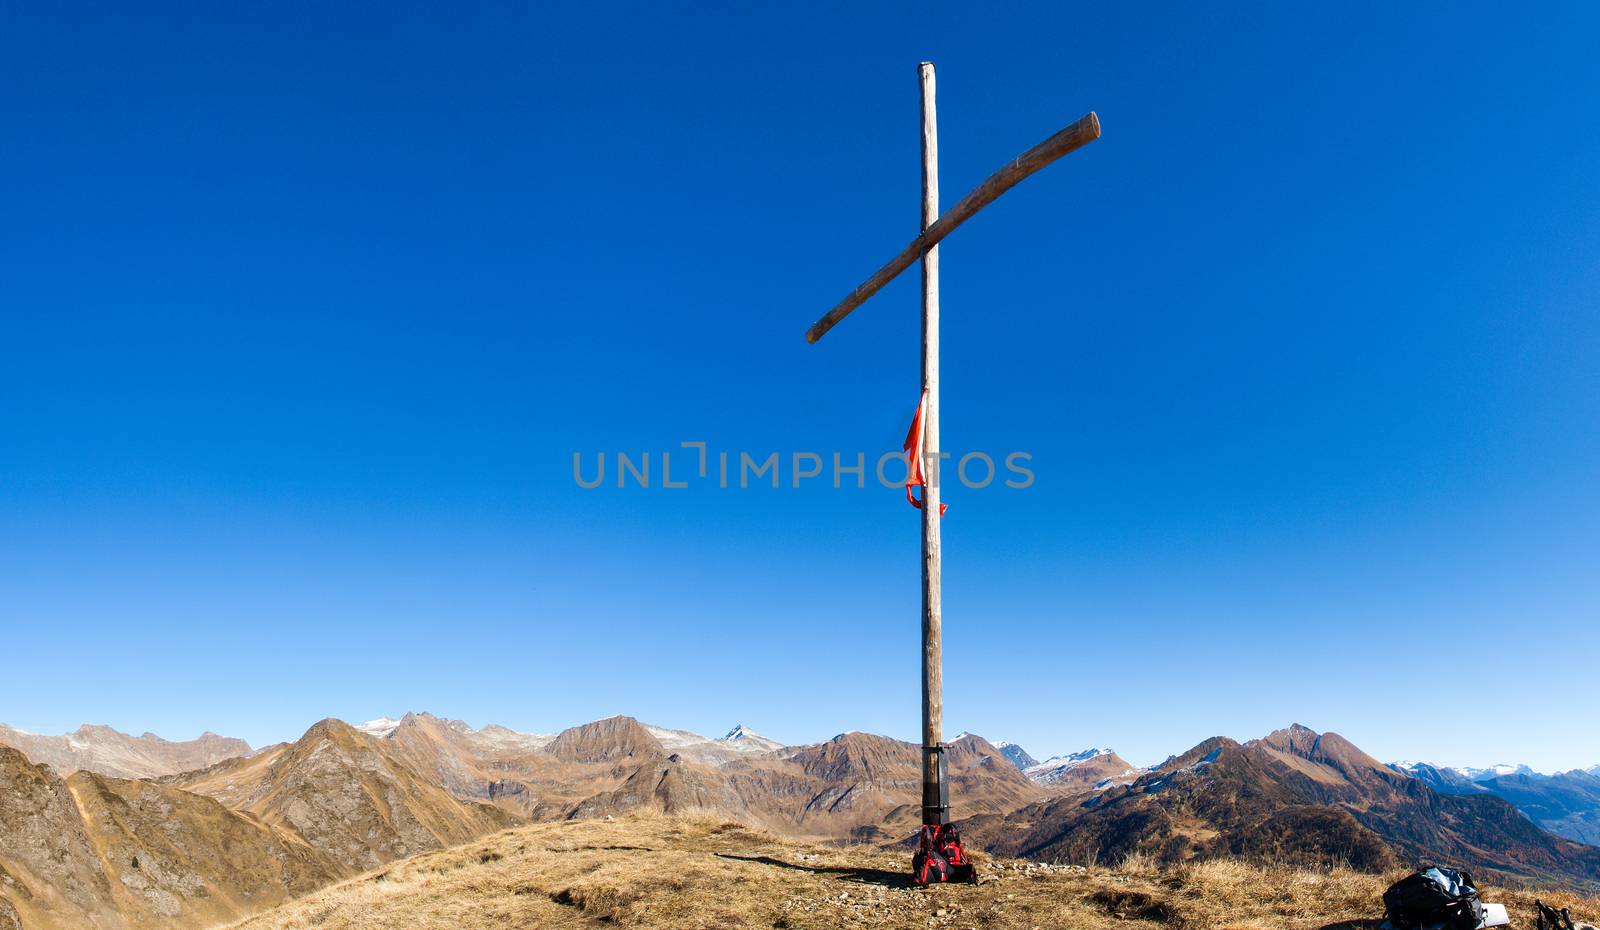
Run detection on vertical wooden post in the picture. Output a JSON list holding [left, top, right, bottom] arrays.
[[918, 60, 946, 827]]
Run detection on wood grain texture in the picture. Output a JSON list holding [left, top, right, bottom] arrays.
[[917, 61, 945, 825], [805, 109, 1100, 344]]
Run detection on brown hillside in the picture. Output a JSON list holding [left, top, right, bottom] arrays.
[[0, 746, 340, 930], [164, 718, 519, 873], [568, 752, 753, 820]]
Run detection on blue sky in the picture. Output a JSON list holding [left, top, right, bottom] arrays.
[[2, 3, 1597, 772]]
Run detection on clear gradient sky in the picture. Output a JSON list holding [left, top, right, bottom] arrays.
[[2, 3, 1597, 772]]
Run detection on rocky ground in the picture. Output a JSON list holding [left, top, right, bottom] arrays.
[[223, 814, 1600, 930]]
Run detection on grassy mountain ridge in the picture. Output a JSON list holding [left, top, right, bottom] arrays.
[[221, 815, 1600, 930]]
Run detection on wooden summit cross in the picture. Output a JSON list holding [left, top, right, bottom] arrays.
[[805, 62, 1099, 835]]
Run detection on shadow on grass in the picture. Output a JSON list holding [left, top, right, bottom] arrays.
[[715, 854, 914, 889], [1317, 921, 1385, 929]]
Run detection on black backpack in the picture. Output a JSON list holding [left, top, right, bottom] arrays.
[[1382, 867, 1486, 930]]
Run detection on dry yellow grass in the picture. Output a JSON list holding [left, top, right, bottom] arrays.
[[220, 814, 1600, 930]]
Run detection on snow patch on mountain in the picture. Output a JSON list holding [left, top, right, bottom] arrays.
[[476, 724, 554, 750], [642, 723, 784, 765], [1451, 763, 1536, 781], [1392, 759, 1540, 783], [356, 717, 403, 738], [1036, 747, 1110, 766], [0, 723, 254, 779], [995, 741, 1039, 771], [720, 725, 784, 753], [1024, 748, 1114, 785], [359, 713, 555, 748]]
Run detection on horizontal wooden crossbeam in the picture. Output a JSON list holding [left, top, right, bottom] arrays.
[[806, 111, 1101, 344]]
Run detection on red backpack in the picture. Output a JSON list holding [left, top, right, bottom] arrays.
[[912, 823, 976, 886]]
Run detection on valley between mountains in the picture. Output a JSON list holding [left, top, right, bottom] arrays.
[[1, 715, 1597, 930]]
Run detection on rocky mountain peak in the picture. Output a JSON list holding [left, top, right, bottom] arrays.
[[1256, 725, 1388, 777], [1151, 736, 1239, 774], [546, 716, 663, 764], [793, 732, 910, 782], [1260, 723, 1321, 756], [994, 741, 1039, 771], [717, 724, 783, 753]]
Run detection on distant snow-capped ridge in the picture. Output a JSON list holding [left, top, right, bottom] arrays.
[[0, 722, 254, 779], [1024, 747, 1130, 786], [1391, 759, 1538, 782], [721, 724, 783, 751], [357, 715, 782, 763], [356, 717, 403, 737], [1035, 747, 1111, 768], [356, 714, 553, 749], [642, 723, 786, 763], [1452, 763, 1537, 781], [994, 741, 1039, 771]]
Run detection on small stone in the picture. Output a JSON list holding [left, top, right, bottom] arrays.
[[935, 908, 948, 917]]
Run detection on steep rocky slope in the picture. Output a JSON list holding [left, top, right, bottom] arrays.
[[0, 746, 338, 930]]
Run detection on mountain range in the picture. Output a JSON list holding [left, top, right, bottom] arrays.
[[0, 723, 252, 779], [962, 724, 1600, 888], [3, 715, 1598, 929], [0, 713, 1047, 929], [1392, 760, 1600, 846]]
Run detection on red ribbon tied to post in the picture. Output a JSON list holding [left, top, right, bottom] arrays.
[[903, 390, 947, 516]]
